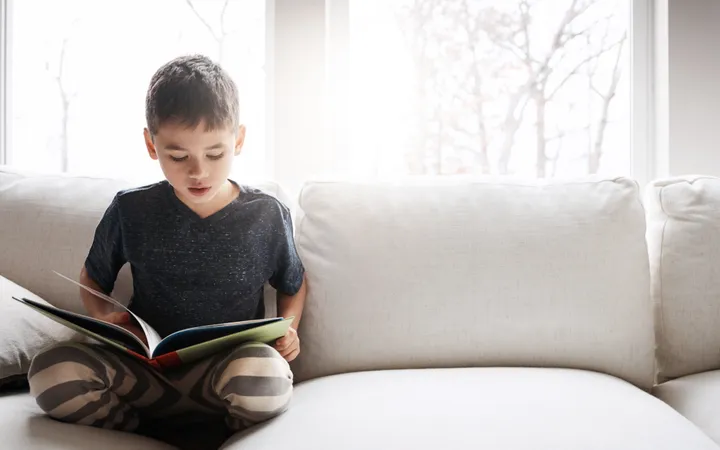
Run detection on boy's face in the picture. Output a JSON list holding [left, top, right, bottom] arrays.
[[144, 120, 246, 207]]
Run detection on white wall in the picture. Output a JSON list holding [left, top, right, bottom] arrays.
[[665, 0, 720, 176]]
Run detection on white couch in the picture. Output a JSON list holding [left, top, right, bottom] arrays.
[[1, 167, 719, 449]]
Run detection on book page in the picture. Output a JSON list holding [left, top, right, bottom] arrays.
[[12, 296, 150, 356], [53, 271, 163, 353], [154, 316, 288, 356], [157, 318, 293, 363]]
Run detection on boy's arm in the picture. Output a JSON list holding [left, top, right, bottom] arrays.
[[274, 274, 307, 362], [79, 266, 114, 318], [83, 193, 126, 316], [79, 195, 146, 344], [269, 201, 306, 361], [276, 273, 307, 330]]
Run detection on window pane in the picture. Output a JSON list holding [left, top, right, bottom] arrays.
[[9, 0, 266, 183], [347, 0, 630, 178]]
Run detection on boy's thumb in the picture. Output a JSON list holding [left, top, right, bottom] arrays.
[[109, 312, 129, 324]]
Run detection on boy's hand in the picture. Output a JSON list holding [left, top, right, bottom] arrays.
[[274, 327, 300, 362], [95, 311, 148, 346]]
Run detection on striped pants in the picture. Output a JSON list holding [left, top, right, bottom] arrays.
[[27, 341, 293, 432]]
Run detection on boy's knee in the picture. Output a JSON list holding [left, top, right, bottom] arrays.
[[28, 343, 108, 415], [213, 342, 294, 422]]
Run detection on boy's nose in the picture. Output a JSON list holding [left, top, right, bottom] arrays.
[[188, 161, 209, 179]]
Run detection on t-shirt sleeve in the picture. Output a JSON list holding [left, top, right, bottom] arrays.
[[83, 195, 126, 294], [269, 203, 305, 295]]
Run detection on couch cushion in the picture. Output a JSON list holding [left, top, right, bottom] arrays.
[[0, 391, 175, 450], [220, 368, 719, 450], [292, 178, 655, 388], [0, 276, 81, 388], [654, 370, 720, 445], [0, 167, 134, 312], [644, 176, 720, 381]]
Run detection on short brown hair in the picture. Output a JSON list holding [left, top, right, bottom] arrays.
[[145, 54, 239, 135]]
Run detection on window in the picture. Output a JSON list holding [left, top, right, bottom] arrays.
[[5, 0, 266, 183], [343, 0, 631, 178], [1, 0, 648, 186]]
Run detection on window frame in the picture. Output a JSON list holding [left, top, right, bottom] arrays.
[[0, 0, 10, 166], [630, 0, 657, 187]]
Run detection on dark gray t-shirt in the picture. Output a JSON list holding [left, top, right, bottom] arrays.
[[84, 180, 304, 338]]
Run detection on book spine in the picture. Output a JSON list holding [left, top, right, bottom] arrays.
[[148, 352, 183, 371]]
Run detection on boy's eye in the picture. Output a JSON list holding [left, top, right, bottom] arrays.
[[169, 155, 188, 162], [207, 152, 225, 160]]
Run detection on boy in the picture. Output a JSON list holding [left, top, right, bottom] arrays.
[[27, 55, 307, 433]]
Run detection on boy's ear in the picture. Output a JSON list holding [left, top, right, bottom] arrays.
[[234, 125, 247, 156], [144, 128, 158, 160]]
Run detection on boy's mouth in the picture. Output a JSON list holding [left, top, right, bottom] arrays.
[[188, 186, 211, 197]]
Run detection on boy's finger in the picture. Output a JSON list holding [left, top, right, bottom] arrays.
[[276, 334, 291, 346], [107, 312, 128, 323], [275, 339, 289, 351], [278, 334, 298, 350], [284, 347, 300, 362], [279, 339, 298, 356], [106, 312, 123, 324]]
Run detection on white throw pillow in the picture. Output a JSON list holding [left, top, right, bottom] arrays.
[[0, 275, 81, 389]]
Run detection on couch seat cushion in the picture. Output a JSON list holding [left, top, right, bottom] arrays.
[[0, 391, 175, 450], [222, 367, 719, 450], [654, 370, 720, 445]]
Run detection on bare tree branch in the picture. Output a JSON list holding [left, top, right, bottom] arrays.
[[533, 85, 547, 177], [511, 0, 608, 177], [396, 0, 440, 175], [497, 84, 532, 174], [219, 0, 230, 37], [538, 0, 593, 80], [589, 33, 625, 174], [49, 35, 73, 172], [546, 36, 625, 100], [460, 0, 491, 174], [589, 84, 603, 97], [396, 0, 623, 178], [185, 0, 220, 42], [185, 0, 234, 63], [549, 128, 567, 177], [547, 0, 580, 62], [520, 0, 533, 67]]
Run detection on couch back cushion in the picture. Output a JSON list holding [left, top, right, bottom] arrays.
[[645, 176, 720, 381], [291, 177, 655, 388], [0, 167, 287, 315], [0, 168, 134, 312]]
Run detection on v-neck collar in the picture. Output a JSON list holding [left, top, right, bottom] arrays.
[[163, 180, 241, 224]]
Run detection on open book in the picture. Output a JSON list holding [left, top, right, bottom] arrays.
[[12, 272, 293, 370]]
